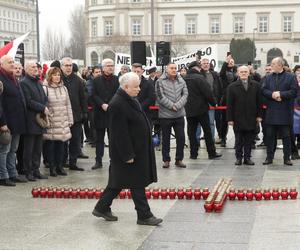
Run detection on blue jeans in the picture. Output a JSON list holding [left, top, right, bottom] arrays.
[[208, 110, 215, 141], [0, 134, 20, 180]]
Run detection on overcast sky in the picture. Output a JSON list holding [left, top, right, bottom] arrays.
[[39, 0, 84, 45]]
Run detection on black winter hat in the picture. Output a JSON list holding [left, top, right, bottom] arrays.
[[50, 60, 61, 68]]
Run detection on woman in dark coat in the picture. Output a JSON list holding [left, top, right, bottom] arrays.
[[92, 72, 162, 226]]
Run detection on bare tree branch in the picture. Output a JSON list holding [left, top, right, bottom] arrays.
[[42, 27, 67, 60]]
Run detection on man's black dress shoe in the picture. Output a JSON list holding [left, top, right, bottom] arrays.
[[33, 172, 48, 179], [26, 175, 37, 181], [284, 160, 293, 166], [91, 161, 103, 170], [10, 176, 28, 183], [69, 165, 84, 171], [92, 209, 118, 221], [78, 153, 89, 159], [137, 216, 163, 226], [263, 159, 273, 165], [244, 159, 255, 165], [209, 153, 222, 159], [0, 178, 16, 186], [235, 159, 242, 165]]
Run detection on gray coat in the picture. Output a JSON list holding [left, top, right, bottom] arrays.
[[155, 73, 188, 119]]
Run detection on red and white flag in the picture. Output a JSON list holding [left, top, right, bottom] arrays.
[[0, 32, 30, 58]]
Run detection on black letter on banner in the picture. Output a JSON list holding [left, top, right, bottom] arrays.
[[206, 47, 212, 56], [117, 55, 124, 64], [210, 59, 216, 69]]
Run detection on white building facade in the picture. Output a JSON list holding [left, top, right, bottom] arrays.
[[0, 0, 37, 61], [85, 0, 300, 70]]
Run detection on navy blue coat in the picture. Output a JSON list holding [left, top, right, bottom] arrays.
[[262, 70, 298, 125], [0, 70, 26, 135], [21, 74, 47, 135]]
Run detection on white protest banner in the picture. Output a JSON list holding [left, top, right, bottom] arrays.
[[172, 44, 218, 70], [114, 53, 156, 75]]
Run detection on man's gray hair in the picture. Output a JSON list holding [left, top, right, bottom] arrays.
[[61, 57, 72, 66], [25, 60, 37, 71], [237, 65, 249, 72], [119, 72, 139, 87], [272, 57, 285, 67], [102, 58, 114, 67]]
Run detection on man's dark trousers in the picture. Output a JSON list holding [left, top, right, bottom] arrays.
[[95, 128, 109, 163], [69, 122, 82, 166], [234, 130, 255, 160], [266, 125, 291, 160], [95, 187, 153, 220], [187, 113, 216, 158], [160, 117, 185, 162]]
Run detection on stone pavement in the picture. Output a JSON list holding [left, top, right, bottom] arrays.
[[1, 131, 300, 250]]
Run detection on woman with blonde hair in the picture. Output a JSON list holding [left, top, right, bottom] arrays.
[[43, 67, 73, 177]]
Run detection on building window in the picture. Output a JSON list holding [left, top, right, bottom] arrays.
[[233, 16, 244, 33], [91, 18, 97, 37], [210, 16, 220, 34], [132, 0, 141, 2], [186, 17, 196, 35], [258, 16, 268, 33], [132, 18, 141, 36], [104, 0, 113, 4], [283, 15, 292, 33], [163, 17, 173, 35], [104, 20, 113, 36], [91, 0, 97, 5]]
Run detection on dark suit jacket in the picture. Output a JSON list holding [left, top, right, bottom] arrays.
[[227, 79, 262, 131], [21, 74, 47, 135], [92, 74, 119, 129]]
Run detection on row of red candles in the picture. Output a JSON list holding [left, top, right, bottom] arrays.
[[31, 187, 209, 199], [31, 187, 298, 200]]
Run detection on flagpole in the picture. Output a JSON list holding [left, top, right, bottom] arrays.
[[36, 0, 40, 62]]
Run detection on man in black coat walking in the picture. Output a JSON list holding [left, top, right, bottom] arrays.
[[61, 57, 88, 171], [92, 72, 162, 226], [184, 61, 222, 160], [227, 66, 263, 165], [92, 58, 119, 169]]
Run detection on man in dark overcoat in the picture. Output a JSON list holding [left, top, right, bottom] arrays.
[[0, 55, 27, 186], [227, 66, 262, 166], [21, 61, 48, 181], [92, 58, 119, 169], [92, 72, 162, 226], [262, 57, 298, 166]]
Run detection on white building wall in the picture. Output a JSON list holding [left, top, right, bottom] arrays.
[[85, 0, 300, 69]]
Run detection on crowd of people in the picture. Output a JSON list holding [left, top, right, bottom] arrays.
[[0, 53, 299, 189]]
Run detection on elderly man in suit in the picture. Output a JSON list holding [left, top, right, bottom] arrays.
[[0, 55, 27, 186], [92, 72, 162, 226], [262, 57, 298, 166], [227, 65, 263, 166]]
